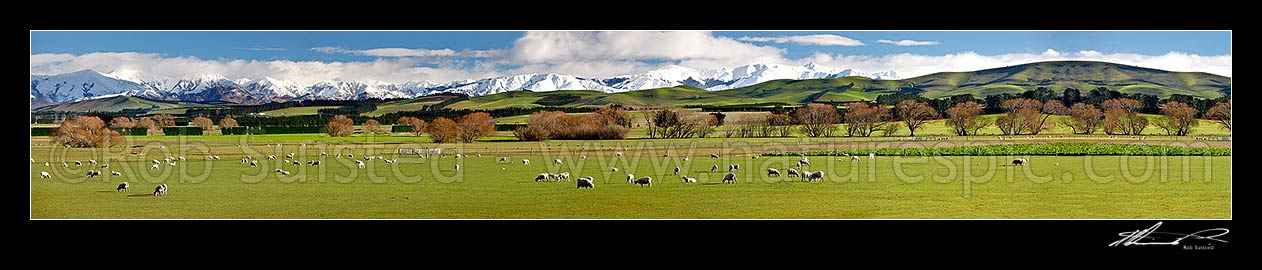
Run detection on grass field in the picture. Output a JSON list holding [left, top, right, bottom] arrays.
[[30, 136, 1231, 219], [259, 106, 341, 116]]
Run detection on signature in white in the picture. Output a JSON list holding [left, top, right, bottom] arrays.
[[1109, 222, 1229, 247]]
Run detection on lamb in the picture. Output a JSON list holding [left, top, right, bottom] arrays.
[[40, 171, 50, 178], [631, 176, 652, 187], [577, 177, 595, 189], [116, 182, 128, 192], [787, 168, 800, 177], [153, 183, 167, 196], [674, 167, 680, 175], [767, 168, 781, 177], [1011, 158, 1028, 166], [682, 176, 697, 183], [43, 162, 49, 167], [722, 172, 737, 184], [803, 171, 824, 182], [63, 162, 69, 167]]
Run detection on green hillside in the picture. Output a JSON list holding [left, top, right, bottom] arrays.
[[904, 61, 1231, 99], [32, 96, 200, 113]]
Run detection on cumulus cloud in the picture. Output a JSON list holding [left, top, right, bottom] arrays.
[[876, 39, 940, 46], [311, 46, 498, 58], [737, 34, 865, 46], [794, 49, 1232, 78], [508, 31, 786, 66]]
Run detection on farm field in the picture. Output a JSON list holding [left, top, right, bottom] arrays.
[[30, 136, 1231, 219]]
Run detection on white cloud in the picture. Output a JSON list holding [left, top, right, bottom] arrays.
[[312, 46, 499, 58], [876, 39, 940, 46], [509, 31, 786, 65], [737, 34, 865, 46], [30, 53, 75, 67], [795, 49, 1232, 78]]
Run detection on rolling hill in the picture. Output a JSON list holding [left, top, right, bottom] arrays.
[[33, 61, 1230, 114], [903, 61, 1231, 99]]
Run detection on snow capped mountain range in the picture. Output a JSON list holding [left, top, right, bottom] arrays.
[[29, 63, 900, 104]]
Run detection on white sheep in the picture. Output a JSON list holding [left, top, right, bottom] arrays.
[[534, 173, 549, 182], [711, 153, 720, 158], [674, 167, 680, 175], [89, 159, 97, 165], [1011, 158, 1028, 166], [498, 157, 508, 163], [682, 176, 697, 183], [554, 159, 563, 165], [116, 182, 128, 192], [722, 172, 737, 184], [153, 184, 167, 196], [44, 162, 49, 167], [711, 164, 719, 172], [356, 160, 366, 168], [768, 168, 781, 177], [150, 164, 160, 170], [787, 168, 799, 177], [522, 159, 530, 165], [75, 161, 82, 166], [40, 171, 50, 178], [454, 164, 460, 171], [803, 171, 824, 182], [869, 153, 875, 160], [615, 152, 623, 157], [112, 171, 121, 176], [631, 176, 652, 187], [626, 174, 635, 183], [851, 156, 861, 161], [611, 167, 619, 172], [577, 177, 595, 189]]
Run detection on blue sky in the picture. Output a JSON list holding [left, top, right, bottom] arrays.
[[29, 31, 1232, 84]]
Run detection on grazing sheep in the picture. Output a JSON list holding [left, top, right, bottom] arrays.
[[308, 160, 320, 166], [44, 162, 49, 167], [286, 153, 295, 159], [279, 170, 290, 175], [554, 159, 563, 165], [558, 172, 570, 181], [728, 164, 739, 171], [153, 184, 167, 196], [522, 159, 530, 165], [321, 152, 328, 157], [631, 176, 652, 187], [577, 177, 595, 189], [356, 160, 365, 168], [869, 153, 875, 160], [1011, 158, 1028, 166], [674, 167, 680, 175], [851, 156, 861, 161], [116, 182, 128, 192], [711, 164, 719, 172], [292, 160, 302, 166], [498, 157, 508, 163], [74, 161, 82, 166], [611, 167, 619, 172], [454, 164, 460, 171], [682, 176, 697, 183], [803, 171, 824, 182], [711, 153, 720, 158], [787, 168, 800, 177], [768, 168, 781, 177], [751, 156, 758, 159], [242, 158, 250, 164], [89, 159, 97, 165], [63, 162, 69, 167], [722, 173, 737, 184], [615, 152, 623, 157], [177, 156, 185, 161], [581, 155, 587, 159], [534, 173, 549, 182], [798, 159, 810, 166], [101, 164, 109, 168], [150, 164, 160, 170], [267, 155, 276, 160], [626, 174, 635, 183], [40, 171, 50, 178]]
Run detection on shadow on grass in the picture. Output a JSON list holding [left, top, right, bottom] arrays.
[[127, 194, 157, 198]]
